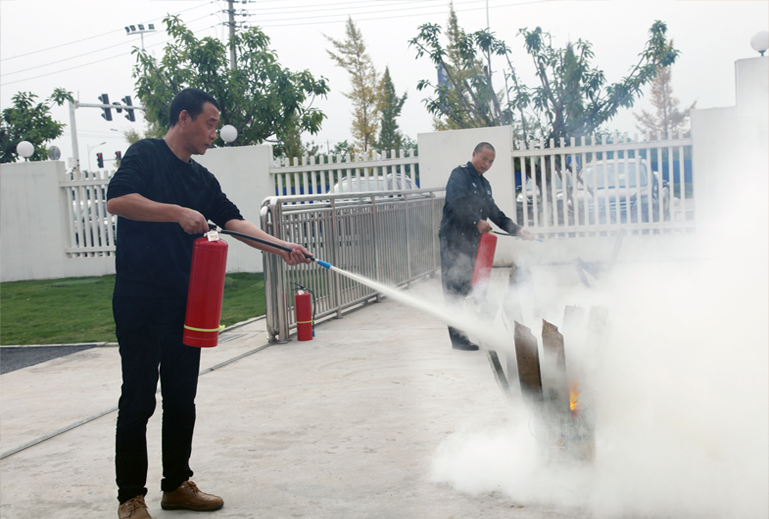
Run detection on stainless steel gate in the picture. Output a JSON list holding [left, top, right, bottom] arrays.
[[261, 188, 445, 342]]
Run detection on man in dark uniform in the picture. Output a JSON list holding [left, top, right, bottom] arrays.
[[439, 142, 532, 350], [107, 88, 311, 519]]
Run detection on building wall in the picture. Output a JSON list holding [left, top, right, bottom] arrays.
[[691, 56, 768, 231]]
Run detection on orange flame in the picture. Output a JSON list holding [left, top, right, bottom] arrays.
[[569, 382, 582, 418]]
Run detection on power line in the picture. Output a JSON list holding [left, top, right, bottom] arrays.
[[0, 15, 218, 87], [0, 0, 216, 62], [244, 0, 554, 28], [0, 29, 125, 63], [1, 40, 138, 77]]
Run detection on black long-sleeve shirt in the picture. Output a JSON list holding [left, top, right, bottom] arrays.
[[439, 161, 520, 245], [107, 139, 243, 298]]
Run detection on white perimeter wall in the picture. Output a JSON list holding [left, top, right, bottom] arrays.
[[194, 144, 274, 274], [1, 160, 115, 281], [692, 57, 768, 225]]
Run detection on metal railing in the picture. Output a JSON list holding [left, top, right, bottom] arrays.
[[261, 188, 444, 342]]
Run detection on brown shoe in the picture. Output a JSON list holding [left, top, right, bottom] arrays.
[[161, 481, 224, 511], [118, 495, 151, 519]]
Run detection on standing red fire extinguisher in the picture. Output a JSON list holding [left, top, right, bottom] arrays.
[[183, 232, 228, 348], [294, 283, 315, 341], [471, 231, 497, 287]]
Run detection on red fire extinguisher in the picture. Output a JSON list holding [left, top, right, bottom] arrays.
[[471, 231, 497, 287], [183, 234, 228, 348], [295, 288, 314, 341]]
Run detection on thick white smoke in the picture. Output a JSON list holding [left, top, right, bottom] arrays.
[[429, 145, 768, 517]]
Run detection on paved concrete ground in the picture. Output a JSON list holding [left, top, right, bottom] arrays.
[[0, 276, 584, 519]]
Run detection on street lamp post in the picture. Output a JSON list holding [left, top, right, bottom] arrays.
[[125, 23, 157, 50]]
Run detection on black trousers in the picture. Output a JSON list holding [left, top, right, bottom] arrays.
[[113, 296, 201, 503], [439, 235, 477, 345]]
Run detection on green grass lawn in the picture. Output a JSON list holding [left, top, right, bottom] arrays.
[[0, 273, 267, 345]]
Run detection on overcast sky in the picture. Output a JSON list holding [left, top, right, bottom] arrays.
[[1, 0, 767, 167]]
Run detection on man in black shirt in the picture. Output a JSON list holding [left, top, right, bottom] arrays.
[[439, 142, 532, 350], [107, 88, 311, 519]]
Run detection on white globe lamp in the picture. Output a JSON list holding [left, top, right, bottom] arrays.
[[220, 125, 238, 146], [750, 31, 769, 56], [16, 141, 34, 161]]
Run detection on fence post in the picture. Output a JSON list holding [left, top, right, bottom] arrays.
[[329, 197, 343, 318], [404, 192, 412, 286]]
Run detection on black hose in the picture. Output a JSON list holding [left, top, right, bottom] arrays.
[[208, 225, 319, 262]]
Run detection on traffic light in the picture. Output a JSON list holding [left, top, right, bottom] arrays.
[[122, 95, 135, 122], [97, 94, 112, 121], [115, 151, 122, 166], [96, 152, 104, 168]]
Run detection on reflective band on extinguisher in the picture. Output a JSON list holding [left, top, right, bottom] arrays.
[[184, 324, 226, 333], [296, 321, 313, 324]]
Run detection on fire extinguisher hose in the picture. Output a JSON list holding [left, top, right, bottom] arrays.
[[210, 226, 332, 269], [493, 230, 544, 242]]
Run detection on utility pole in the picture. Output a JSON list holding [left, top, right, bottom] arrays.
[[228, 0, 237, 70], [68, 100, 81, 175]]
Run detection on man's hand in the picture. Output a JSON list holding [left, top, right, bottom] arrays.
[[106, 194, 208, 234], [516, 228, 535, 240], [176, 208, 209, 234], [280, 243, 313, 266], [476, 219, 492, 233]]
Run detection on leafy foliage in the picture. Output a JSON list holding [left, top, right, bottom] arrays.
[[519, 22, 678, 144], [325, 17, 381, 153], [0, 88, 73, 163], [376, 67, 408, 152], [634, 51, 696, 138], [124, 119, 166, 145], [409, 10, 503, 131], [410, 8, 679, 147], [132, 15, 329, 155]]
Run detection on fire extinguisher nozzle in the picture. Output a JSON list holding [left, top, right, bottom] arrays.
[[317, 260, 331, 270]]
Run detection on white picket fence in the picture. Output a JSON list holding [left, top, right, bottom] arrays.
[[511, 132, 694, 237], [61, 169, 118, 257], [59, 135, 694, 257], [270, 148, 419, 198]]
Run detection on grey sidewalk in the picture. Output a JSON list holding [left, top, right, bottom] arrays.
[[0, 277, 580, 519]]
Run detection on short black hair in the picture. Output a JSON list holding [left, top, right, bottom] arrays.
[[168, 88, 220, 127], [474, 142, 495, 154]]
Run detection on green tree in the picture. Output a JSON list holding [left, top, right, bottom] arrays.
[[410, 15, 679, 146], [330, 140, 353, 156], [325, 17, 380, 153], [410, 19, 502, 130], [518, 23, 678, 144], [634, 52, 696, 138], [433, 3, 497, 130], [376, 67, 407, 152], [0, 88, 73, 162], [124, 119, 166, 146], [132, 15, 329, 155]]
